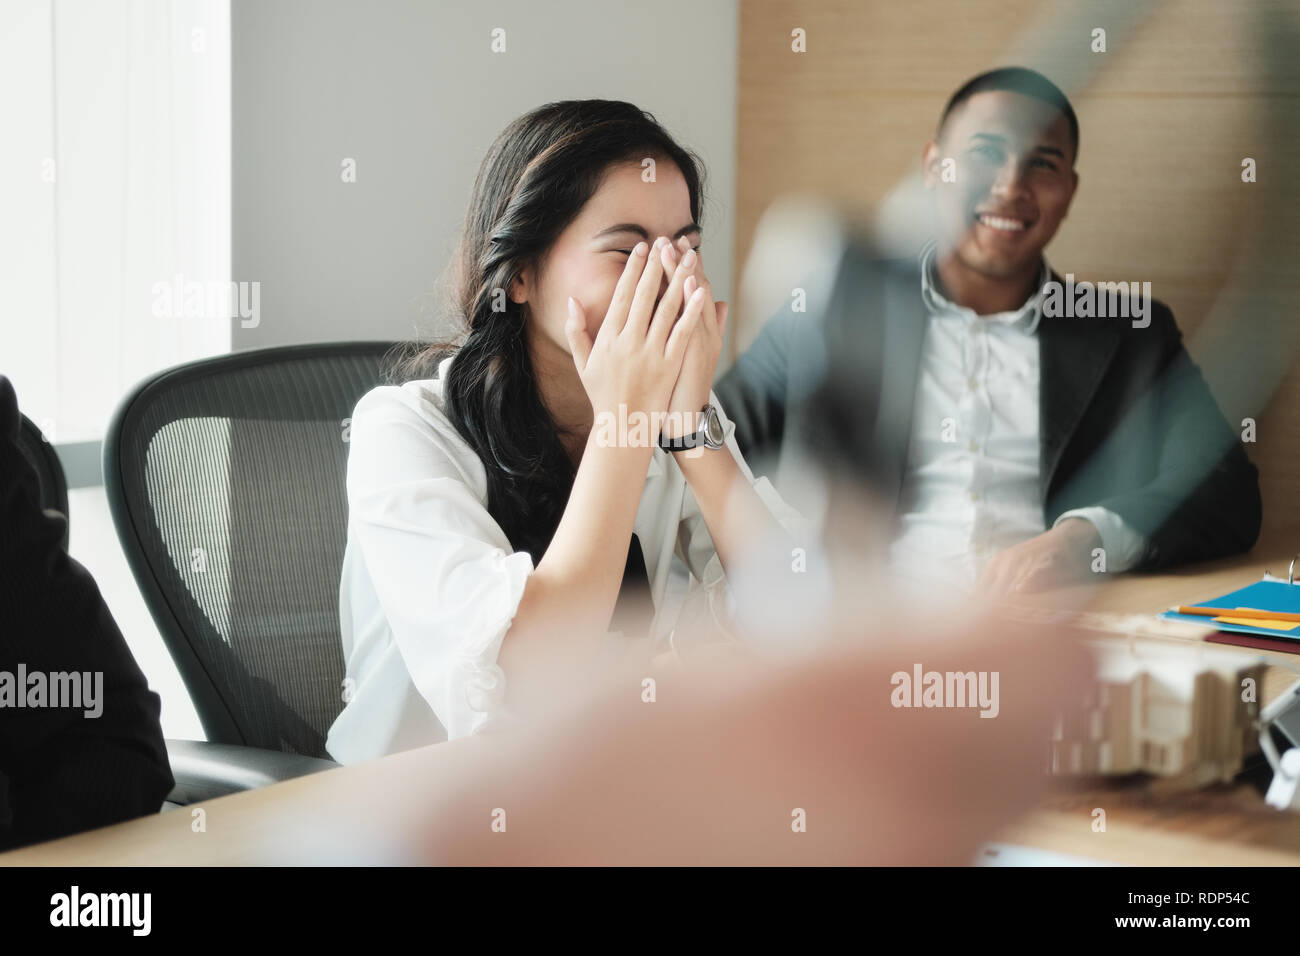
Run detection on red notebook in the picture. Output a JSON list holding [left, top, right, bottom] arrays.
[[1206, 631, 1300, 654]]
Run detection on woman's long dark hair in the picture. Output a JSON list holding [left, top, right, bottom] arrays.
[[401, 100, 705, 560]]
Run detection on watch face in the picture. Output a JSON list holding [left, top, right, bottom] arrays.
[[704, 406, 725, 447]]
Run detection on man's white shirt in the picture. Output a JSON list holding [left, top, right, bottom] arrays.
[[889, 242, 1145, 596]]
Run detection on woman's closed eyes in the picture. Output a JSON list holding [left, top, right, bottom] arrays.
[[607, 245, 700, 257]]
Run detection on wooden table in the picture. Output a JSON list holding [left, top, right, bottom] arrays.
[[990, 530, 1300, 865], [6, 535, 1300, 866]]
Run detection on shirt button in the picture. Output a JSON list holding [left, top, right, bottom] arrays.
[[968, 439, 979, 452], [967, 376, 978, 391], [970, 490, 980, 502]]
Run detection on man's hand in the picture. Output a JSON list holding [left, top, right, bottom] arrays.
[[976, 518, 1103, 597]]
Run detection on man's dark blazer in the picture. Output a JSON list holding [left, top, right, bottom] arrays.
[[715, 250, 1262, 572], [0, 376, 173, 850]]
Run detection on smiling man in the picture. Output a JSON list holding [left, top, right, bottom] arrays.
[[718, 67, 1261, 596]]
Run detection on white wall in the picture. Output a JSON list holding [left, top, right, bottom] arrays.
[[1, 0, 230, 443], [232, 0, 739, 350]]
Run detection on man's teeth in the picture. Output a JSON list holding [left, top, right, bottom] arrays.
[[977, 214, 1026, 232]]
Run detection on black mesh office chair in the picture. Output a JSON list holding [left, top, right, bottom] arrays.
[[104, 342, 400, 800], [16, 413, 70, 551]]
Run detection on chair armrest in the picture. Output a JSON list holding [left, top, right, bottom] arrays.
[[165, 739, 339, 804]]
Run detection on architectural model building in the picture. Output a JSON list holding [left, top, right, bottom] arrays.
[[1049, 634, 1265, 786]]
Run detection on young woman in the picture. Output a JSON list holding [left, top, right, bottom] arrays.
[[326, 100, 798, 763]]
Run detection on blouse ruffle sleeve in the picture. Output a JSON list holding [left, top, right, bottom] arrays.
[[345, 386, 534, 739]]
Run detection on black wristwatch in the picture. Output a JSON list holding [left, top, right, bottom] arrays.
[[658, 404, 726, 452]]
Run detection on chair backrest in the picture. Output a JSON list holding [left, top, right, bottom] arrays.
[[104, 342, 400, 756], [16, 413, 70, 550]]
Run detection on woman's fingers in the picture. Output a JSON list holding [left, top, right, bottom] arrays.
[[598, 240, 650, 344], [677, 236, 711, 294], [665, 286, 707, 362], [565, 297, 593, 371], [676, 239, 719, 341], [623, 237, 669, 341], [647, 246, 697, 349]]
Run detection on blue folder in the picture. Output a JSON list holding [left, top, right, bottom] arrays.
[[1159, 577, 1300, 640]]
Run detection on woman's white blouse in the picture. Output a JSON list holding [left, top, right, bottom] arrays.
[[325, 354, 798, 763]]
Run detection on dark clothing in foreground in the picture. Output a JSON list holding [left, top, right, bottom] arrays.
[[0, 375, 172, 850]]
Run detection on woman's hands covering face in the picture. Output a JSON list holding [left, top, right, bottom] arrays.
[[565, 236, 709, 428]]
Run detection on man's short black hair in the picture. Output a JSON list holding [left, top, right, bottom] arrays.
[[938, 67, 1079, 163]]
